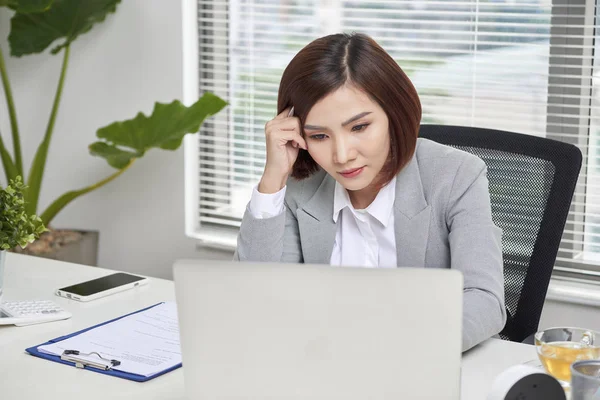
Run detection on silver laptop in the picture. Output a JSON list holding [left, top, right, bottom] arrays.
[[173, 260, 463, 400]]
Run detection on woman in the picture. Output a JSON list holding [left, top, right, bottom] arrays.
[[235, 33, 506, 352]]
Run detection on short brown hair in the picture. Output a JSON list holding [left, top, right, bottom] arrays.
[[277, 33, 422, 187]]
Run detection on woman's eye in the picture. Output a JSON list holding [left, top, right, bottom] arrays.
[[309, 134, 328, 140], [351, 124, 369, 132]]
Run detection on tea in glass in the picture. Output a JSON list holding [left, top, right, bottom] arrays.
[[535, 328, 600, 386]]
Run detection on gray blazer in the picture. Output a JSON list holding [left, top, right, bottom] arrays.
[[235, 138, 507, 351]]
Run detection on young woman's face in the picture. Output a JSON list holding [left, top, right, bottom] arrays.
[[304, 85, 391, 194]]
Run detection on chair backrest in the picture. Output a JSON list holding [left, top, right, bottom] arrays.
[[419, 124, 582, 342]]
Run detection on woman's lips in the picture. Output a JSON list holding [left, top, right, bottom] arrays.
[[339, 166, 365, 178]]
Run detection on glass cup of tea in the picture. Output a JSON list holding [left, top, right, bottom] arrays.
[[535, 327, 600, 388]]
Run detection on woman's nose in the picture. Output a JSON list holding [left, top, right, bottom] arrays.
[[333, 137, 356, 165]]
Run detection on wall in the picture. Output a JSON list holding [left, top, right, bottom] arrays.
[[0, 1, 230, 279], [540, 299, 600, 332]]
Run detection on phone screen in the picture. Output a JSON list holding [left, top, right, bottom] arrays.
[[58, 273, 145, 296]]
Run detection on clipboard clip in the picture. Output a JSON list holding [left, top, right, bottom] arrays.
[[61, 349, 121, 370]]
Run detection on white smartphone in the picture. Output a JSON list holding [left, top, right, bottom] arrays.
[[55, 272, 149, 302]]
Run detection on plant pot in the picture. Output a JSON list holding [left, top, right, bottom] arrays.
[[11, 229, 99, 266], [0, 250, 5, 302]]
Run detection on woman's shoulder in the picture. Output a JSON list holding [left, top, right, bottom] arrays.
[[414, 138, 488, 199], [415, 137, 486, 174]]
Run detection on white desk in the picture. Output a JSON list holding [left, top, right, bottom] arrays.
[[1, 253, 538, 399]]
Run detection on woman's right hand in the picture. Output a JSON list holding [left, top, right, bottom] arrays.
[[258, 107, 307, 194]]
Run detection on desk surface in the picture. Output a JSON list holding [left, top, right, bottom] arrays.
[[1, 253, 538, 399]]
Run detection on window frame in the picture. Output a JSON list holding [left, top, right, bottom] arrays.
[[184, 0, 600, 280]]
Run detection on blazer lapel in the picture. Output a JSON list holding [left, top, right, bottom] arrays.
[[297, 174, 337, 264], [393, 154, 431, 267], [296, 153, 431, 267]]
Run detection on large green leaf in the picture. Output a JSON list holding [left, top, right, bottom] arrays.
[[8, 0, 120, 57], [89, 142, 140, 170], [90, 92, 228, 169], [0, 0, 52, 12]]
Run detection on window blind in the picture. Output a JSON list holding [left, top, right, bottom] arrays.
[[195, 0, 600, 276]]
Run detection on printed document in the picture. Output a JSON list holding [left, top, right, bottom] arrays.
[[38, 302, 180, 377]]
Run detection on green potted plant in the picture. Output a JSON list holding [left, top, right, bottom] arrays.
[[0, 176, 47, 300], [0, 0, 227, 264]]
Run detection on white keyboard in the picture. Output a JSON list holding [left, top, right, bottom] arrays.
[[0, 300, 72, 326]]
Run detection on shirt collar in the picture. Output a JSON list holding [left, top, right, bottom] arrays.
[[332, 176, 397, 227]]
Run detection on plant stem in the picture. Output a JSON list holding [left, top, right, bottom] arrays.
[[45, 44, 70, 147], [0, 46, 22, 177], [0, 130, 18, 183], [26, 44, 70, 215], [40, 159, 136, 225]]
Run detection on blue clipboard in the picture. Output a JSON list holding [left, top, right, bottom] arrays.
[[25, 302, 182, 382]]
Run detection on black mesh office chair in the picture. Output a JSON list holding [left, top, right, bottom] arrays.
[[419, 124, 582, 343]]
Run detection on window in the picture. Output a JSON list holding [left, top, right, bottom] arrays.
[[189, 0, 600, 278]]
